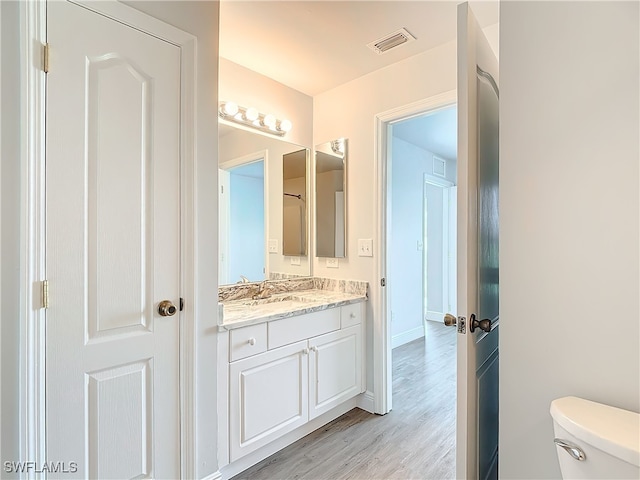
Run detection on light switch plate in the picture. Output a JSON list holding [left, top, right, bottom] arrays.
[[268, 239, 278, 254], [290, 256, 301, 266], [326, 258, 339, 268], [358, 238, 373, 257]]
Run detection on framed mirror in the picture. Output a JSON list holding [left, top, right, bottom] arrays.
[[218, 121, 311, 285], [315, 138, 347, 258]]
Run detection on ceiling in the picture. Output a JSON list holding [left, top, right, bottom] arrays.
[[392, 106, 457, 160], [219, 1, 498, 161], [219, 1, 499, 97]]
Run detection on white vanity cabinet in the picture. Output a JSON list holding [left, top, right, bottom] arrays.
[[229, 340, 309, 461], [308, 324, 362, 420], [220, 301, 365, 469]]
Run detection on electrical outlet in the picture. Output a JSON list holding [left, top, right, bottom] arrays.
[[326, 258, 339, 268], [268, 239, 278, 254], [357, 238, 373, 257], [290, 256, 301, 266]]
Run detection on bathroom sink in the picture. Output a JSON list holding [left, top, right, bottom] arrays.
[[237, 295, 296, 307], [229, 293, 314, 308]]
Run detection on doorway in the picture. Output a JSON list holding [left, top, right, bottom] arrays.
[[387, 105, 457, 352], [382, 98, 459, 473], [422, 177, 457, 324], [387, 105, 457, 349], [373, 89, 458, 414]]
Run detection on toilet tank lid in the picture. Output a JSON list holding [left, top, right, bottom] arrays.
[[550, 396, 640, 467]]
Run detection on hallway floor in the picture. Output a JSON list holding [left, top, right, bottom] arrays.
[[232, 320, 456, 480]]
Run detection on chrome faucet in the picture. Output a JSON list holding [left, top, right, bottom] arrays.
[[252, 280, 272, 300]]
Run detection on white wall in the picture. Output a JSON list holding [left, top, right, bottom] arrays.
[[500, 2, 639, 478], [1, 0, 22, 470], [389, 137, 456, 348], [389, 138, 426, 348], [219, 58, 313, 148], [314, 42, 458, 389], [0, 3, 3, 467], [389, 139, 429, 345]]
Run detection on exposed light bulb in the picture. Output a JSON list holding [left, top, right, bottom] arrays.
[[262, 114, 277, 129], [221, 101, 238, 116], [278, 119, 293, 132], [244, 107, 259, 122], [219, 101, 289, 137]]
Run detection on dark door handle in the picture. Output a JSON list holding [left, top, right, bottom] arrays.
[[469, 313, 492, 333]]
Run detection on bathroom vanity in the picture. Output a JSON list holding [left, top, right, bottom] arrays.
[[217, 278, 367, 478]]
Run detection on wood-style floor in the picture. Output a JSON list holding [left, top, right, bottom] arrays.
[[232, 321, 456, 480]]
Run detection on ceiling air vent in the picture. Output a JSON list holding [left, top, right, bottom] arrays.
[[367, 28, 416, 55]]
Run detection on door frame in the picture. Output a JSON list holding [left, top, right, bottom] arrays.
[[422, 174, 455, 329], [373, 90, 457, 414], [22, 1, 199, 476], [219, 150, 269, 284]]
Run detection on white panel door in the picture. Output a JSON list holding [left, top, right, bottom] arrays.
[[456, 3, 500, 480], [46, 2, 181, 478], [309, 325, 362, 420], [229, 341, 309, 462]]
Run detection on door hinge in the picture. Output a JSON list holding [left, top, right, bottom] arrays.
[[380, 277, 386, 287], [43, 43, 50, 73], [179, 298, 184, 311], [42, 280, 49, 309]]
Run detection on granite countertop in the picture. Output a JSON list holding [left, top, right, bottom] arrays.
[[218, 277, 368, 331]]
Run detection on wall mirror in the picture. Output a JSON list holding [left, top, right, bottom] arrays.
[[315, 138, 347, 258], [218, 121, 311, 285], [283, 149, 308, 256]]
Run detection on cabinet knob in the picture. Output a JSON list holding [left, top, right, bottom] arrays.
[[302, 348, 309, 355], [349, 313, 356, 319], [247, 338, 256, 346], [310, 346, 318, 353]]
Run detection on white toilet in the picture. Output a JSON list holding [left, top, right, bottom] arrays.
[[550, 396, 640, 479]]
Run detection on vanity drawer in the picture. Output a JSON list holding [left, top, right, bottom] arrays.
[[230, 323, 268, 362], [268, 309, 340, 350], [341, 302, 363, 328]]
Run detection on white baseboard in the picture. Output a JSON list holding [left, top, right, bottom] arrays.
[[201, 471, 222, 480], [391, 325, 424, 349], [356, 390, 375, 413]]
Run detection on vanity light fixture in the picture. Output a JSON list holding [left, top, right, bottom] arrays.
[[219, 101, 292, 137], [331, 138, 346, 156]]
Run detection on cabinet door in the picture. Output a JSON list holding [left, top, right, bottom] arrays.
[[229, 341, 309, 461], [309, 325, 362, 420]]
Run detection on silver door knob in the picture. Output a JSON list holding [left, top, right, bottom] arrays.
[[444, 313, 457, 326], [158, 300, 177, 317]]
